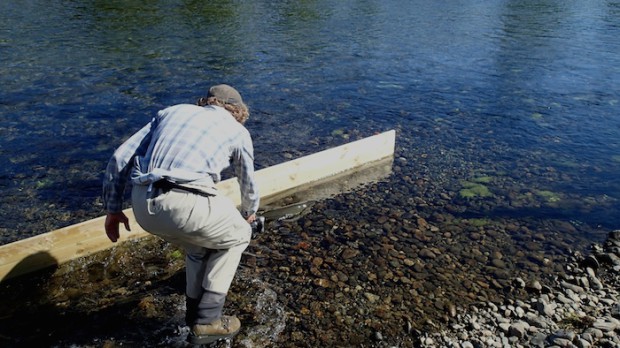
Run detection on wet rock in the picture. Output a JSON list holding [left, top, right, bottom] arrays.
[[514, 277, 526, 289], [3, 181, 620, 348], [419, 248, 437, 259], [598, 253, 620, 266], [341, 247, 359, 259], [526, 280, 543, 294], [373, 331, 383, 341], [364, 292, 380, 303], [491, 258, 507, 269], [581, 255, 600, 270]]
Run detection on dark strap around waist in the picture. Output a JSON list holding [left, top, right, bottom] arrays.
[[153, 180, 215, 197]]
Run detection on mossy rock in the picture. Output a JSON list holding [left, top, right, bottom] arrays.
[[468, 218, 490, 227], [459, 181, 493, 198], [35, 179, 54, 189], [168, 249, 184, 260], [472, 176, 493, 184], [535, 190, 561, 203]]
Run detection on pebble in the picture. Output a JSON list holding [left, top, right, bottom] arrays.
[[414, 230, 620, 347], [5, 149, 620, 348], [508, 321, 529, 339]]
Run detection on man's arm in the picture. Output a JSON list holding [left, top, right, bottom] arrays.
[[102, 120, 154, 242], [232, 131, 260, 219]]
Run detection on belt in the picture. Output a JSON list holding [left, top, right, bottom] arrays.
[[152, 180, 215, 198]]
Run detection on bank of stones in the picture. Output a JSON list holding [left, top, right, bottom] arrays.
[[228, 179, 620, 348], [415, 230, 620, 348], [2, 194, 617, 348]]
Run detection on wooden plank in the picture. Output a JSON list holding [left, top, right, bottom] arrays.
[[254, 130, 395, 202], [0, 130, 395, 281]]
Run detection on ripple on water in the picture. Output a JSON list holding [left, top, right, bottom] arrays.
[[235, 277, 287, 348]]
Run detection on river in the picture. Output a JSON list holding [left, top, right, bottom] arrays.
[[2, 1, 620, 347], [1, 0, 619, 252]]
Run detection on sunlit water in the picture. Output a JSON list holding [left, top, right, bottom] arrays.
[[1, 1, 620, 346], [236, 278, 287, 348], [1, 0, 620, 258]]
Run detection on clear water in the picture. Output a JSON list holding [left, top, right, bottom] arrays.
[[1, 0, 619, 242], [237, 278, 287, 347]]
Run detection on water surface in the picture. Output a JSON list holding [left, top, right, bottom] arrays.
[[1, 0, 619, 244]]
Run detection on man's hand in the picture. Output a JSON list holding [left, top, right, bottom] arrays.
[[245, 213, 256, 224], [105, 212, 131, 243]]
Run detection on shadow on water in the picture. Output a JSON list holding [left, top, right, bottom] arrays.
[[0, 239, 190, 347], [0, 235, 299, 348], [0, 252, 62, 347], [1, 251, 59, 282], [0, 161, 393, 347]]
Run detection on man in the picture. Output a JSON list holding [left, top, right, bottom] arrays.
[[102, 84, 259, 345]]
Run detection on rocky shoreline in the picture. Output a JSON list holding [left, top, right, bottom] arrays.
[[416, 230, 620, 348], [1, 183, 618, 348]]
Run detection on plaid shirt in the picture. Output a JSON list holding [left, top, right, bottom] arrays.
[[102, 104, 259, 215]]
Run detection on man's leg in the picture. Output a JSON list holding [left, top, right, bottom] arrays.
[[184, 194, 251, 344], [184, 246, 238, 326], [132, 186, 250, 341], [193, 193, 251, 320], [184, 246, 209, 326]]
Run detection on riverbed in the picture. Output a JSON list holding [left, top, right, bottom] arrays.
[[1, 0, 619, 347]]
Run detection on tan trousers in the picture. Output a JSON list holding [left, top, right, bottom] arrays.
[[132, 185, 251, 297]]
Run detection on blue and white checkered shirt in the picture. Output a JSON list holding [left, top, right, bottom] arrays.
[[102, 104, 259, 216]]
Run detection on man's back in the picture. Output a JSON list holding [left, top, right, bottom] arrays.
[[142, 103, 251, 183]]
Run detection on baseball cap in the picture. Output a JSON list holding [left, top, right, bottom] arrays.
[[207, 84, 244, 106]]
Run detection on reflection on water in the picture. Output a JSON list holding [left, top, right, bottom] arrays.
[[1, 0, 619, 242]]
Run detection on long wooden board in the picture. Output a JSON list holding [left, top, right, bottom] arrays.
[[0, 130, 395, 281]]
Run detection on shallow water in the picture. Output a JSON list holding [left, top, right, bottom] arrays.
[[1, 0, 620, 243], [1, 3, 620, 345]]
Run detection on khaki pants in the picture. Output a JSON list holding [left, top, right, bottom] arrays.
[[132, 185, 251, 297]]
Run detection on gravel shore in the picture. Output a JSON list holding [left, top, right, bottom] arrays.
[[415, 230, 620, 348], [0, 176, 618, 348]]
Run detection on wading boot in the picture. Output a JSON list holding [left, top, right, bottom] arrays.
[[187, 315, 241, 345]]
